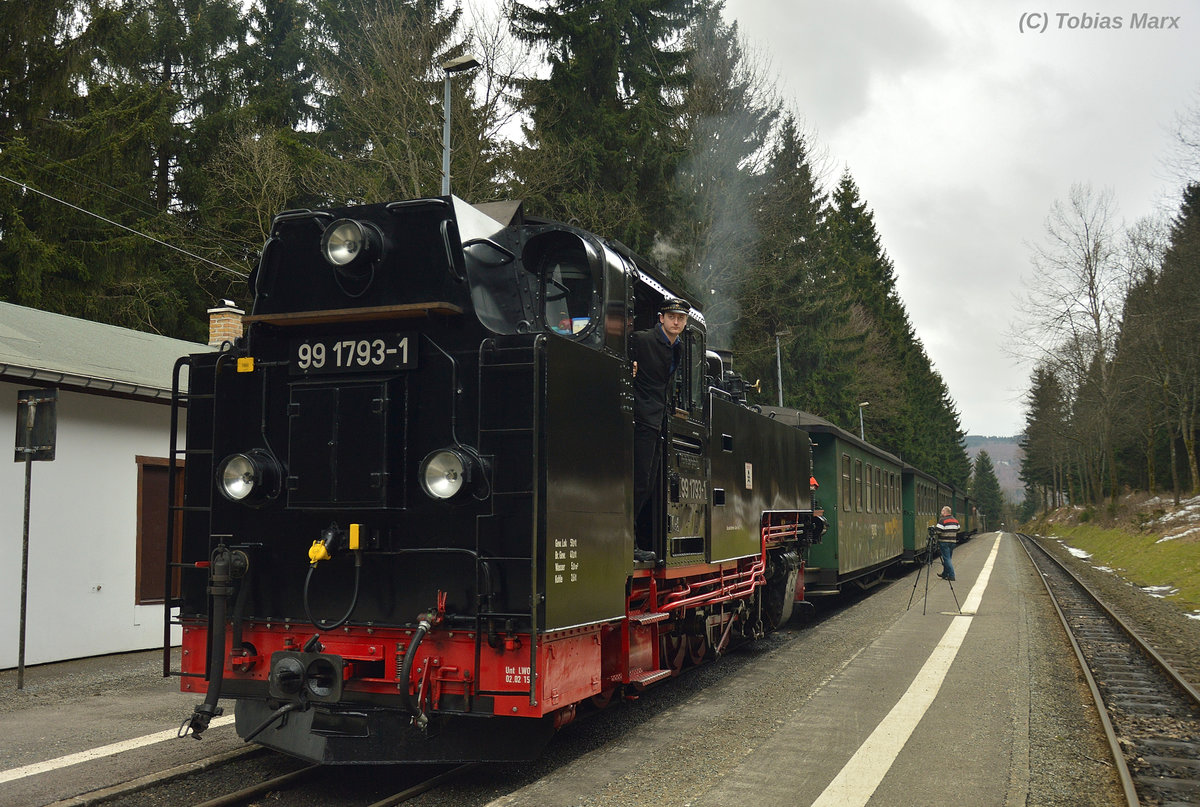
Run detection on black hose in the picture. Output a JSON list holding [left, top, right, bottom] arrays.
[[182, 548, 233, 739], [401, 620, 432, 728], [303, 552, 362, 631], [241, 702, 298, 743]]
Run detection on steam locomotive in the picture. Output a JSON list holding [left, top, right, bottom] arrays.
[[166, 196, 826, 764]]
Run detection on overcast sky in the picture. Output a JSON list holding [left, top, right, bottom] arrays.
[[722, 0, 1200, 436], [463, 0, 1200, 437]]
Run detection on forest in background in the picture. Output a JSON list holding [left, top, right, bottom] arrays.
[[1, 0, 979, 485], [1018, 178, 1200, 518]]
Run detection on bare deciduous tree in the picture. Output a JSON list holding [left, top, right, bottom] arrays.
[[1021, 182, 1132, 502]]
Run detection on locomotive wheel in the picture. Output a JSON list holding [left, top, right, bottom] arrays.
[[663, 632, 708, 672], [663, 632, 689, 673]]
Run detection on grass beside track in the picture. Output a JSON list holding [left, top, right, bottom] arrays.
[[1040, 524, 1200, 612]]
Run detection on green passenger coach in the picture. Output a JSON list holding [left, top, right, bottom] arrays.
[[762, 409, 904, 595], [901, 465, 941, 562]]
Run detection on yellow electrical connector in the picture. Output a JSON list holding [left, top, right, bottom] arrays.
[[308, 539, 331, 565]]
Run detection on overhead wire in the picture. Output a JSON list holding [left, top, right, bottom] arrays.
[[0, 171, 247, 278], [0, 132, 166, 224]]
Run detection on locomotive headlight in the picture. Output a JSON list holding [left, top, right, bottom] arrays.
[[419, 448, 469, 499], [217, 449, 281, 505], [418, 446, 487, 500], [320, 218, 382, 270]]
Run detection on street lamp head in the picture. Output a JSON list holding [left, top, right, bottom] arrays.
[[442, 54, 481, 73], [440, 53, 481, 197], [858, 401, 869, 408]]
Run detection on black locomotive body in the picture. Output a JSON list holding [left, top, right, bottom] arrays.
[[168, 196, 822, 764]]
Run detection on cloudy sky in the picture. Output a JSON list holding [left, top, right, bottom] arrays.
[[721, 0, 1200, 436], [463, 0, 1199, 437]]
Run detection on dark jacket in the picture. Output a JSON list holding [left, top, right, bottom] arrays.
[[629, 324, 682, 428]]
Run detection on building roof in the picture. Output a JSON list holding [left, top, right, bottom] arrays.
[[0, 301, 211, 400]]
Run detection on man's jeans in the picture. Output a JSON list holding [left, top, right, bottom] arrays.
[[939, 540, 956, 581]]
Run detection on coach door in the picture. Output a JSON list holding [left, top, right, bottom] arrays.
[[665, 326, 708, 562]]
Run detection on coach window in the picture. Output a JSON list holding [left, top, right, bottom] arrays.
[[864, 464, 872, 512], [841, 454, 851, 510], [854, 459, 863, 512]]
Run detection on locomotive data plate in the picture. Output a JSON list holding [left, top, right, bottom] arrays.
[[290, 332, 416, 375]]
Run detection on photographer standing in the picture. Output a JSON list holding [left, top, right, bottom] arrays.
[[935, 506, 960, 581]]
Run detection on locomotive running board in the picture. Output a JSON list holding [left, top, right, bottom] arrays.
[[629, 668, 672, 686], [629, 611, 670, 625]]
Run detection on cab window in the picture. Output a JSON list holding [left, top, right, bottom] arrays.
[[522, 231, 600, 341]]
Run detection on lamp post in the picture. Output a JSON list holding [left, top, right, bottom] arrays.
[[774, 327, 791, 408], [858, 401, 869, 440], [441, 54, 481, 197]]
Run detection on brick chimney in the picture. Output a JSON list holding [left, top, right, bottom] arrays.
[[207, 299, 245, 347]]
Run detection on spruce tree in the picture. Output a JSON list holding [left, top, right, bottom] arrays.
[[970, 450, 1005, 528], [1019, 365, 1069, 511], [820, 170, 968, 482], [511, 0, 693, 247], [0, 1, 97, 311], [1158, 183, 1200, 492], [734, 116, 863, 420]]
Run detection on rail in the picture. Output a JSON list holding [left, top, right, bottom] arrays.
[[1019, 533, 1200, 806]]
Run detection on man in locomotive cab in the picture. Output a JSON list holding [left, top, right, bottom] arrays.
[[629, 297, 689, 563]]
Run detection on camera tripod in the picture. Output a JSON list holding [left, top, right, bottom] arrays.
[[907, 528, 962, 615]]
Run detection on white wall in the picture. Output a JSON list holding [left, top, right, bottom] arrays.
[[1, 382, 181, 668]]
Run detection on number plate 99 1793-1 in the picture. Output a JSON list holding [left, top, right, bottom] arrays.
[[290, 333, 415, 375]]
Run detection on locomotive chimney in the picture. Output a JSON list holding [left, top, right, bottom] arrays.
[[207, 300, 244, 347]]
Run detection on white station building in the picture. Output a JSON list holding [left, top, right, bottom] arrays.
[[0, 301, 237, 668]]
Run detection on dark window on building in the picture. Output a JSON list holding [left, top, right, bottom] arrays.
[[136, 456, 183, 605]]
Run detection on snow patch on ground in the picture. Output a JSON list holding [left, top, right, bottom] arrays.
[[1065, 546, 1092, 561], [1157, 525, 1200, 544], [1153, 495, 1200, 542], [1142, 585, 1180, 598]]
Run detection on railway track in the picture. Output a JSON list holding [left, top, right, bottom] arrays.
[[188, 760, 475, 807], [1019, 533, 1200, 806], [67, 745, 470, 807]]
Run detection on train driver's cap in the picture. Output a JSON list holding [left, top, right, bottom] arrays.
[[660, 298, 690, 314]]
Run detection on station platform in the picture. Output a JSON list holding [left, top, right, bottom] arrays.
[[488, 532, 1122, 807], [0, 649, 245, 806], [698, 533, 1030, 807]]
